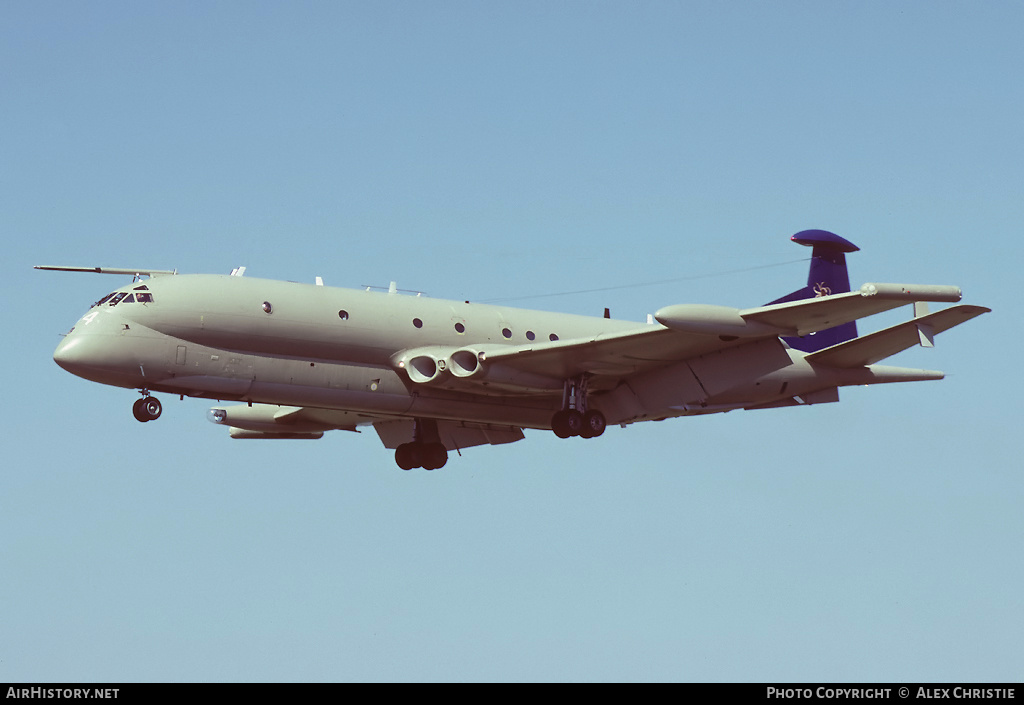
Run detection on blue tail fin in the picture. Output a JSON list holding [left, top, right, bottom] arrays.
[[769, 230, 860, 353]]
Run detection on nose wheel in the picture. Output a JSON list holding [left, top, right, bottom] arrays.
[[551, 375, 606, 439], [132, 395, 162, 422]]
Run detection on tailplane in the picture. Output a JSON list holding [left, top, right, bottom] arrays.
[[769, 230, 860, 352]]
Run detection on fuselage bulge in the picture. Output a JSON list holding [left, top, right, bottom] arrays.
[[44, 231, 990, 470]]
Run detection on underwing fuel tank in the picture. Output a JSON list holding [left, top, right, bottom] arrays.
[[227, 429, 324, 440], [207, 404, 326, 437]]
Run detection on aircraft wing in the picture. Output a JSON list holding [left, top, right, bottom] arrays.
[[737, 283, 964, 336], [806, 304, 991, 368], [398, 282, 972, 393]]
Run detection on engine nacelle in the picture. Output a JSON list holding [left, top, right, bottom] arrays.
[[449, 348, 483, 378], [448, 346, 560, 390], [394, 345, 560, 390], [391, 346, 454, 384]]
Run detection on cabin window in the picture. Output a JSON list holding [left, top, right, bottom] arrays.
[[413, 318, 423, 328], [526, 330, 535, 341], [502, 328, 512, 339], [262, 302, 273, 314], [338, 310, 349, 320], [549, 333, 559, 341], [454, 322, 466, 334]]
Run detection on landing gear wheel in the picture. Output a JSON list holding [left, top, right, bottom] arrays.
[[552, 410, 572, 438], [395, 442, 447, 470], [564, 409, 583, 436], [552, 409, 584, 438], [395, 443, 419, 471], [421, 443, 448, 471], [132, 396, 162, 422], [394, 420, 449, 471], [580, 409, 607, 438]]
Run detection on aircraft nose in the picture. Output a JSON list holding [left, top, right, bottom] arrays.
[[53, 334, 94, 375], [53, 331, 124, 382], [52, 317, 149, 387]]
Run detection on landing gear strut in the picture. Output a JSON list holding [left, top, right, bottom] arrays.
[[395, 418, 449, 471], [551, 375, 606, 439], [132, 393, 162, 422]]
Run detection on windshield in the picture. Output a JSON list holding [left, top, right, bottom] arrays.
[[91, 285, 155, 308]]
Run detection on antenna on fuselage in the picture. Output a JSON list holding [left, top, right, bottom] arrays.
[[360, 281, 428, 296], [230, 266, 246, 277]]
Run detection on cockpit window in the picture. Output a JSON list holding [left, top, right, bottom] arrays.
[[92, 293, 116, 308], [91, 289, 155, 308]]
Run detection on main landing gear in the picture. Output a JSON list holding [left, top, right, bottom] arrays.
[[551, 375, 606, 439], [132, 393, 162, 422], [395, 419, 449, 471]]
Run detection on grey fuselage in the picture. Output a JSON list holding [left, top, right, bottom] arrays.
[[51, 274, 910, 429]]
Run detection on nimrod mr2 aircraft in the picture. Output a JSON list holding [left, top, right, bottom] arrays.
[[40, 230, 988, 470]]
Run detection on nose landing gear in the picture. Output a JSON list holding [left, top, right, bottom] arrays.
[[132, 393, 162, 422], [551, 375, 606, 439]]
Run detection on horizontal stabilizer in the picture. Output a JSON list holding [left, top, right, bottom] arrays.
[[807, 305, 990, 368]]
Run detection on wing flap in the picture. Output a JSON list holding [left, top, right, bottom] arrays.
[[807, 304, 990, 368]]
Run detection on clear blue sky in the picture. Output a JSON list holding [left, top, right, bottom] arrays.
[[2, 1, 1019, 682]]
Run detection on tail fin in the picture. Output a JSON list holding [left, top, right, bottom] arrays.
[[769, 230, 861, 353]]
